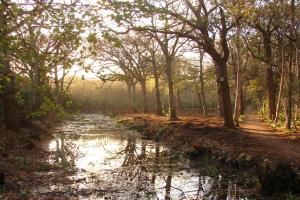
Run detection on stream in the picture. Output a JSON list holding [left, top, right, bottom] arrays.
[[33, 114, 260, 199]]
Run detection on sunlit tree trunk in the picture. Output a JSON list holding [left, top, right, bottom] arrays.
[[214, 59, 235, 128], [233, 24, 242, 126], [165, 59, 178, 120], [274, 40, 284, 123]]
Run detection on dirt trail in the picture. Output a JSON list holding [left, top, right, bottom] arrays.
[[120, 113, 300, 168], [239, 115, 300, 166]]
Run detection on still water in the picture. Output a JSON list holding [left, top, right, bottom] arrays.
[[34, 114, 259, 199]]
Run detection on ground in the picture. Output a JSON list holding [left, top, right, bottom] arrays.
[[240, 115, 300, 166], [0, 120, 77, 200], [117, 112, 300, 170], [1, 112, 300, 198]]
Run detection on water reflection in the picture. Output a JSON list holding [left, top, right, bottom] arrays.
[[41, 114, 259, 199]]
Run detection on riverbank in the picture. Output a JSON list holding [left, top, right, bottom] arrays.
[[0, 116, 77, 199], [116, 113, 300, 196]]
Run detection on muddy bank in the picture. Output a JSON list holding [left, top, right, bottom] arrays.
[[0, 116, 76, 199], [116, 113, 300, 197]]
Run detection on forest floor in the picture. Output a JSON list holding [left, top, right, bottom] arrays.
[[1, 112, 300, 198], [0, 120, 77, 200], [239, 114, 300, 166], [117, 112, 300, 170]]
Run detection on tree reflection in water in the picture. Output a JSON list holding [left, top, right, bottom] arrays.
[[44, 114, 260, 199], [102, 134, 248, 200]]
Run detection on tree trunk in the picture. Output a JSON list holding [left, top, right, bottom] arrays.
[[152, 60, 163, 115], [267, 67, 277, 120], [274, 43, 284, 123], [0, 61, 20, 132], [31, 63, 42, 112], [215, 66, 224, 117], [165, 59, 178, 120], [176, 88, 182, 112], [286, 46, 293, 130], [126, 81, 133, 111], [285, 0, 296, 130], [240, 87, 244, 115], [295, 48, 300, 111], [199, 51, 207, 116], [263, 35, 277, 120], [165, 174, 172, 200], [297, 48, 300, 111], [132, 82, 137, 112], [195, 81, 206, 115], [215, 60, 235, 128], [233, 26, 242, 126], [140, 80, 149, 113]]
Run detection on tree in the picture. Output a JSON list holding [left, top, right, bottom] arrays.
[[142, 37, 164, 115], [246, 1, 283, 120]]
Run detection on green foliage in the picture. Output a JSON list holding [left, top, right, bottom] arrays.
[[248, 79, 265, 110], [31, 97, 65, 119]]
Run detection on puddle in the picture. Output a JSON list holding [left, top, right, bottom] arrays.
[[33, 114, 260, 199]]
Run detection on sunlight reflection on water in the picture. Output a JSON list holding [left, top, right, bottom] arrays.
[[36, 114, 257, 199]]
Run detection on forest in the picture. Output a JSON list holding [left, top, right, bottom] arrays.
[[0, 0, 300, 199]]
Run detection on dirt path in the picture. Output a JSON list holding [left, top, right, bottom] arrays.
[[240, 115, 276, 135], [239, 115, 300, 166], [119, 113, 300, 168]]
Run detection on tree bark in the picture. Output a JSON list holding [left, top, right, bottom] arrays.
[[152, 60, 163, 115], [274, 42, 284, 123], [165, 59, 178, 120], [176, 88, 182, 112], [285, 0, 296, 130], [132, 82, 137, 112], [126, 81, 133, 111], [0, 60, 20, 132], [233, 25, 242, 126], [240, 87, 244, 115], [286, 46, 293, 129], [199, 51, 207, 116], [215, 59, 235, 128], [30, 62, 43, 112], [195, 82, 206, 115], [215, 65, 224, 117], [263, 34, 277, 120], [140, 80, 149, 113], [296, 48, 300, 115]]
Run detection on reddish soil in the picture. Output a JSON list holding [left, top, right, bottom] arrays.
[[118, 113, 300, 170]]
